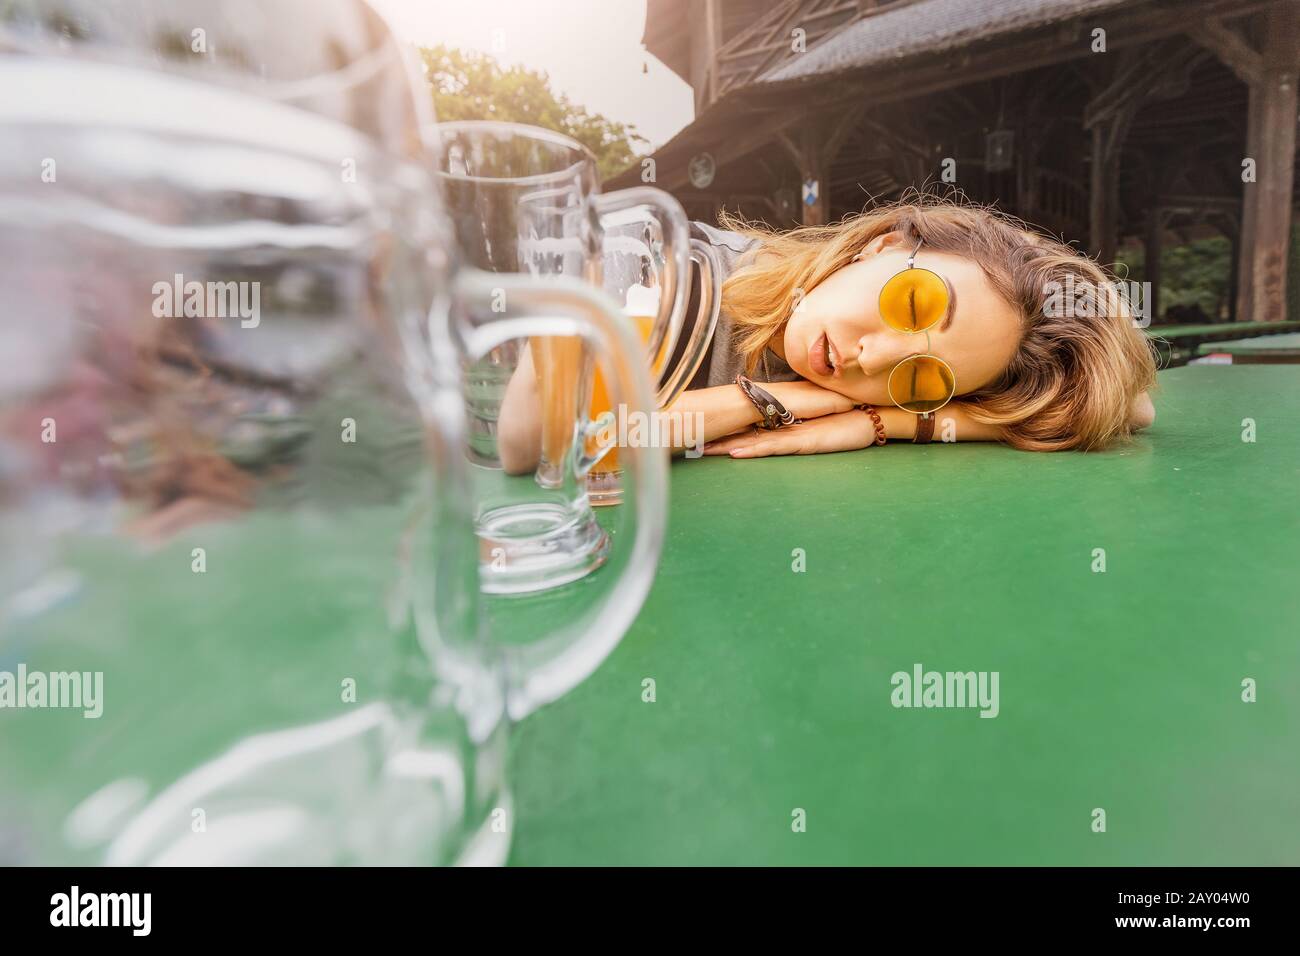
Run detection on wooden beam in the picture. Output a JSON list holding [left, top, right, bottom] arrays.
[[1083, 49, 1150, 127], [857, 116, 931, 164], [1236, 1, 1299, 322], [1186, 17, 1263, 85], [1158, 193, 1244, 211], [1084, 40, 1211, 261], [825, 103, 868, 159]]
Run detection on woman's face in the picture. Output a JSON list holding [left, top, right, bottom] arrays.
[[780, 232, 1023, 405]]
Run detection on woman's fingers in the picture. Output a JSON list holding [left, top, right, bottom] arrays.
[[724, 430, 808, 458], [702, 409, 880, 459], [701, 428, 762, 455], [712, 416, 842, 463], [727, 434, 807, 458], [702, 427, 806, 457], [710, 412, 877, 459]]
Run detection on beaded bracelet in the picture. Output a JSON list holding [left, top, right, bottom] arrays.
[[857, 404, 887, 446]]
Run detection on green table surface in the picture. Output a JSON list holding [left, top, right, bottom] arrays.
[[508, 365, 1300, 865], [4, 367, 1296, 865], [1146, 320, 1300, 340], [1197, 332, 1300, 356]]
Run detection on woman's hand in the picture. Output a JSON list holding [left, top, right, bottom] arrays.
[[1129, 391, 1155, 430], [702, 409, 878, 458]]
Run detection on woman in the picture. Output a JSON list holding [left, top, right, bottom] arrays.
[[499, 198, 1156, 471]]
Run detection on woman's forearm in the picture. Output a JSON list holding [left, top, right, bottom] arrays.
[[497, 345, 543, 475], [500, 369, 764, 471], [664, 385, 763, 450]]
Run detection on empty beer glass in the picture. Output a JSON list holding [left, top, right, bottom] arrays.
[[433, 120, 694, 592]]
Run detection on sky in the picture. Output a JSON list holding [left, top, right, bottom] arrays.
[[371, 0, 696, 149]]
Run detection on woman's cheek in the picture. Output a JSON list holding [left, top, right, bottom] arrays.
[[840, 377, 890, 405]]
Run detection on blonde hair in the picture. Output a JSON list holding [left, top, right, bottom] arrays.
[[719, 197, 1158, 451]]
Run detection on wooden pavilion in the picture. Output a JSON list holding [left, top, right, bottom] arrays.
[[613, 0, 1300, 323]]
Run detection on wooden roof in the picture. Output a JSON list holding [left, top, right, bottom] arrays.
[[641, 0, 692, 83], [763, 0, 1132, 85], [612, 0, 1274, 191]]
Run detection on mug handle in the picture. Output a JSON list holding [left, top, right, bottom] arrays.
[[454, 269, 668, 720], [655, 238, 721, 406], [592, 187, 691, 384]]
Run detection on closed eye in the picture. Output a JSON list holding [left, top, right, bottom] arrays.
[[940, 277, 957, 332]]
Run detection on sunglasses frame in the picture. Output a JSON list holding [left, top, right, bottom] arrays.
[[877, 237, 957, 416]]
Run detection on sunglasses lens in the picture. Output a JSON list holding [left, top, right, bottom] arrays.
[[888, 355, 955, 414], [879, 267, 949, 332]]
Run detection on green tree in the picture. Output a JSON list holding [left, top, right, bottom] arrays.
[[421, 45, 646, 180], [1117, 235, 1233, 322]]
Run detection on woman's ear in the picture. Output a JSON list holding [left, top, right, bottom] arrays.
[[853, 230, 912, 261]]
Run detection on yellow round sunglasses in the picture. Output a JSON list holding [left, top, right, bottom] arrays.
[[872, 237, 957, 415]]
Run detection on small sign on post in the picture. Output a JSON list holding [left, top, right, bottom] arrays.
[[688, 152, 716, 190], [802, 178, 819, 207]]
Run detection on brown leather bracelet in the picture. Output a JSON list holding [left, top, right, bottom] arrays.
[[736, 374, 798, 430], [857, 404, 887, 446], [913, 412, 935, 444]]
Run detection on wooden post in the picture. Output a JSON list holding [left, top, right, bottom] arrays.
[[1089, 124, 1121, 265], [1233, 32, 1264, 323], [1228, 223, 1242, 321], [779, 108, 866, 228], [1084, 64, 1142, 266], [687, 0, 723, 114], [797, 123, 829, 227], [705, 0, 721, 108], [1238, 3, 1299, 322], [1145, 207, 1163, 324]]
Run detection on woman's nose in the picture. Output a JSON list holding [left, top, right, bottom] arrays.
[[853, 332, 911, 376]]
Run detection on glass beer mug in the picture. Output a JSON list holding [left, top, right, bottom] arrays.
[[587, 222, 723, 505], [433, 120, 702, 590], [0, 0, 664, 865]]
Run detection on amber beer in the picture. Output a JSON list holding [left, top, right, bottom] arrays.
[[531, 335, 586, 484], [587, 312, 658, 485]]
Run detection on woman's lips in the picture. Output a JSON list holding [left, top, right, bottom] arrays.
[[809, 331, 833, 376]]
